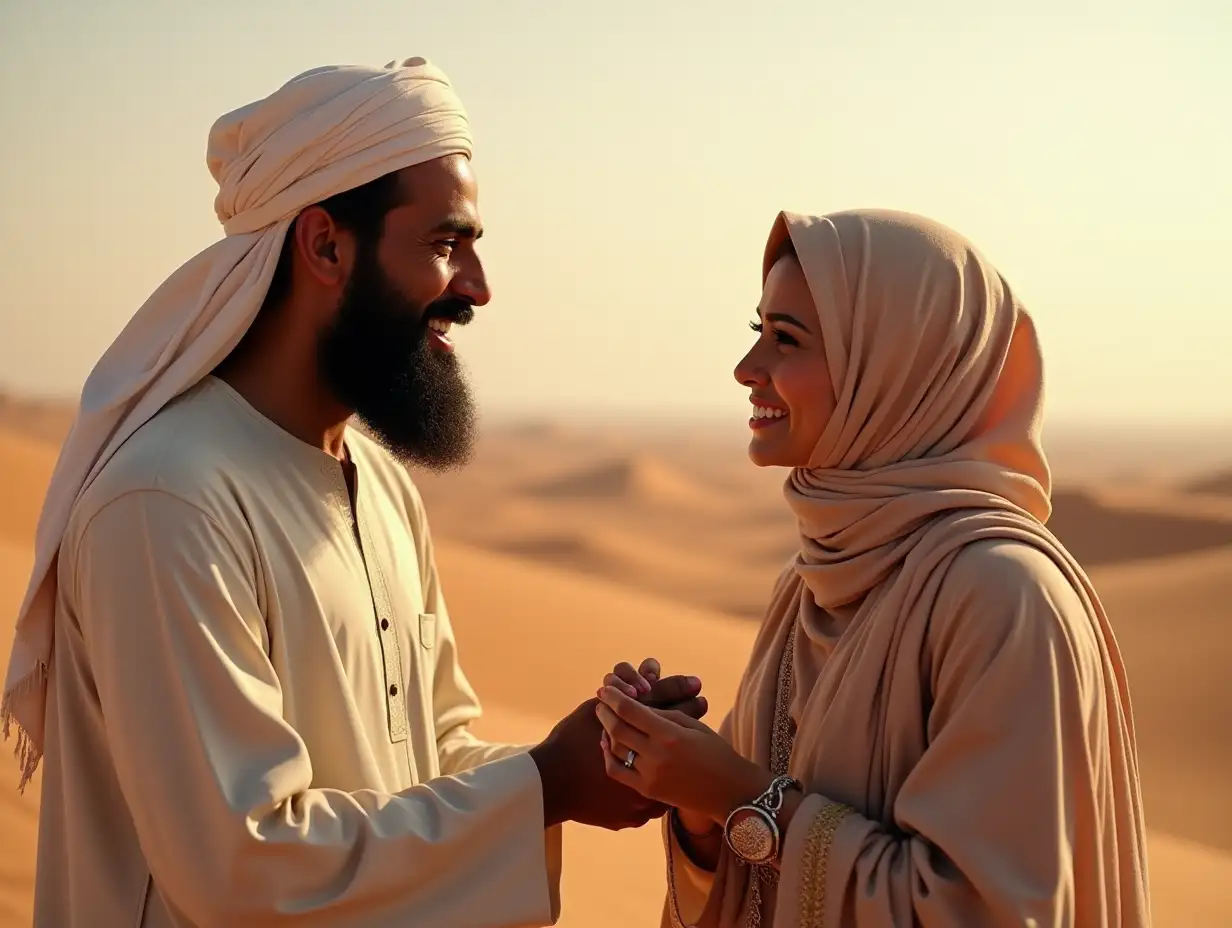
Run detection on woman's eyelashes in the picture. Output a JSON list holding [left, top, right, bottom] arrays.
[[749, 320, 800, 347]]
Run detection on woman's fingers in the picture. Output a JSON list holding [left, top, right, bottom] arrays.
[[608, 662, 651, 697], [596, 702, 651, 752], [602, 671, 640, 699], [662, 706, 711, 730], [603, 743, 638, 787], [597, 685, 681, 738], [602, 730, 633, 765]]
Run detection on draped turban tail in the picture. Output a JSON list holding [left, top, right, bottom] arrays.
[[1, 57, 474, 790]]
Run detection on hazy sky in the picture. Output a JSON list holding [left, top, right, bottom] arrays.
[[1, 0, 1227, 425]]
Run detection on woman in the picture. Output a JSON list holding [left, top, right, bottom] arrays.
[[595, 210, 1150, 927]]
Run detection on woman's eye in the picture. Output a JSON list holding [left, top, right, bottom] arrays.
[[750, 320, 799, 347], [774, 330, 799, 347]]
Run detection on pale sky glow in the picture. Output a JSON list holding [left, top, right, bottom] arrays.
[[1, 0, 1228, 425]]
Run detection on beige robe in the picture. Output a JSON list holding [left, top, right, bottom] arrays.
[[34, 376, 561, 927], [666, 537, 1150, 927], [663, 209, 1149, 927]]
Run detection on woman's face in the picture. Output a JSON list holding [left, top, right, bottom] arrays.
[[733, 255, 835, 467]]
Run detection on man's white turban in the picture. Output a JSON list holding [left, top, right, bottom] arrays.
[[2, 57, 473, 790]]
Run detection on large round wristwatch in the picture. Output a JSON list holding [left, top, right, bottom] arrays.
[[723, 774, 801, 866]]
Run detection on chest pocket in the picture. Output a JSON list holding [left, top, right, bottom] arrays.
[[419, 612, 437, 650]]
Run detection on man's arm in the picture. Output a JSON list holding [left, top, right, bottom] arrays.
[[406, 486, 524, 775], [75, 489, 559, 928]]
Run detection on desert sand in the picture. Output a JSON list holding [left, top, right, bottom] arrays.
[[0, 402, 1230, 926]]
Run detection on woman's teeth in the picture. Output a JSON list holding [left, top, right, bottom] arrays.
[[752, 406, 787, 419]]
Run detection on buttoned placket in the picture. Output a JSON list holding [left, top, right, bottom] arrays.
[[327, 456, 410, 745]]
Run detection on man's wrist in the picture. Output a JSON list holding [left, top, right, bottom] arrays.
[[529, 741, 570, 828]]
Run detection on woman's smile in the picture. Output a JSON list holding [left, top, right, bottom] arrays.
[[749, 401, 789, 430]]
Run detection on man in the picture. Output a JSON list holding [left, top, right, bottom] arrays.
[[1, 58, 705, 927]]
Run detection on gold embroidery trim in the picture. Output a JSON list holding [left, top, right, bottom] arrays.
[[797, 801, 853, 928]]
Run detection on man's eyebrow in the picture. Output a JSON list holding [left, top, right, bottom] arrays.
[[429, 217, 483, 239]]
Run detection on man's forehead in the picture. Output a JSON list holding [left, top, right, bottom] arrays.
[[397, 155, 474, 199], [395, 157, 481, 232]]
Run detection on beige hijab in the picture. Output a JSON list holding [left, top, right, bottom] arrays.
[[679, 210, 1149, 926], [2, 57, 472, 791]]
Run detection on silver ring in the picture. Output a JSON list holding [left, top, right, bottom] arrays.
[[623, 749, 637, 769]]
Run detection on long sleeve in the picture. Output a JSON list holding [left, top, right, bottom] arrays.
[[775, 541, 1149, 927], [406, 484, 525, 775], [74, 488, 561, 928], [660, 712, 733, 928], [661, 815, 719, 928]]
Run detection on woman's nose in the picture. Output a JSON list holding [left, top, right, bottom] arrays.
[[734, 346, 767, 388]]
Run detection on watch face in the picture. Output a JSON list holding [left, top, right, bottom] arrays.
[[726, 807, 776, 865]]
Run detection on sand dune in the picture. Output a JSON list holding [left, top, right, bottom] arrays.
[[489, 525, 781, 618], [1088, 546, 1232, 853], [436, 541, 754, 722], [0, 430, 59, 546], [1184, 469, 1232, 497], [1, 418, 1230, 926], [0, 395, 74, 448], [1047, 487, 1232, 566], [522, 453, 731, 514]]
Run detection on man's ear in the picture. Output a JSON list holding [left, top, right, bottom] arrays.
[[292, 205, 351, 288]]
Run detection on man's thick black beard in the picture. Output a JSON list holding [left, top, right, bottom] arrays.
[[317, 246, 476, 472]]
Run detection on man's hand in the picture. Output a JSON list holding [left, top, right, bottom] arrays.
[[530, 671, 707, 831]]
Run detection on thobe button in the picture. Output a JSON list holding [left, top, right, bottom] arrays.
[[389, 684, 398, 697], [380, 618, 390, 631]]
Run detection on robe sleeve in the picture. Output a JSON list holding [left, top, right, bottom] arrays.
[[406, 485, 526, 775], [660, 712, 732, 928], [74, 488, 561, 928], [775, 540, 1136, 927], [660, 814, 720, 927]]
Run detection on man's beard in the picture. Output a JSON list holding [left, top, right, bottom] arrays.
[[317, 245, 476, 471]]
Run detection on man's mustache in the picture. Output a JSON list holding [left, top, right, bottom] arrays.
[[423, 298, 475, 327]]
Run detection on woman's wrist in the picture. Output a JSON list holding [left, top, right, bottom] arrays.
[[705, 768, 808, 871], [708, 763, 776, 825]]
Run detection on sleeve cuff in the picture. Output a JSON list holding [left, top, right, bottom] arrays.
[[777, 794, 859, 928], [455, 752, 563, 926], [661, 814, 715, 927]]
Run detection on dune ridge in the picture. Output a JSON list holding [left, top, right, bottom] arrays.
[[521, 453, 729, 513], [1184, 470, 1232, 497]]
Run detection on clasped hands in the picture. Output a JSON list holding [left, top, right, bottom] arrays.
[[531, 657, 775, 839], [595, 658, 775, 838]]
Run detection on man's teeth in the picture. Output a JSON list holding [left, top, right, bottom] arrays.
[[428, 318, 453, 334], [753, 407, 787, 419]]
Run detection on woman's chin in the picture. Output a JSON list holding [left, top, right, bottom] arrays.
[[748, 430, 813, 468], [747, 437, 788, 468]]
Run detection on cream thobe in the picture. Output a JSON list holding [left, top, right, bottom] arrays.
[[33, 376, 562, 927]]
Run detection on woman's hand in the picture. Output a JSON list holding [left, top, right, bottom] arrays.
[[595, 686, 773, 825], [603, 657, 663, 699]]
